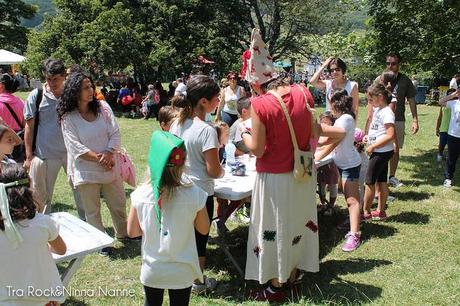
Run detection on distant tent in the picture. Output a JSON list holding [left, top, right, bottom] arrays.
[[0, 49, 26, 65]]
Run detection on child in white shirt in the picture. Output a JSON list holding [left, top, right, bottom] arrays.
[[438, 88, 460, 187], [127, 131, 210, 306], [0, 164, 66, 306], [363, 84, 396, 221]]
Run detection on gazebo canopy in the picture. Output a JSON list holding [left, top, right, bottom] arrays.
[[0, 49, 26, 65]]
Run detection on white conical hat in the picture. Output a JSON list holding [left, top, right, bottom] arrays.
[[244, 29, 274, 86]]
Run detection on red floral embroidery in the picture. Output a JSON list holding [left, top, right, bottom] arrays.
[[168, 147, 185, 166], [305, 220, 318, 232]]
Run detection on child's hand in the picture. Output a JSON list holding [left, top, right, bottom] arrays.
[[363, 135, 368, 143]]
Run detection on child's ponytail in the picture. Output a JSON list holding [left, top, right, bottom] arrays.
[[368, 83, 391, 104], [0, 164, 36, 231]]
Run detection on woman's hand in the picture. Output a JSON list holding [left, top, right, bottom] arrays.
[[366, 144, 375, 155], [98, 151, 114, 170]]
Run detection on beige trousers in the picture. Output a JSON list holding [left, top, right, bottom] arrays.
[[29, 156, 85, 219], [77, 178, 128, 238]]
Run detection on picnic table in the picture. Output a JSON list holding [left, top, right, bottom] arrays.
[[51, 212, 114, 286]]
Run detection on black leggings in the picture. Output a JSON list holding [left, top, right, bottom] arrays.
[[144, 286, 191, 306], [445, 135, 460, 180], [195, 195, 214, 257]]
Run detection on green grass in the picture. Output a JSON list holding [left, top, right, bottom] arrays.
[[13, 92, 460, 305]]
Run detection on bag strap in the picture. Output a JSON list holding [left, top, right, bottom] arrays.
[[268, 89, 300, 151], [1, 101, 23, 129], [32, 88, 44, 152]]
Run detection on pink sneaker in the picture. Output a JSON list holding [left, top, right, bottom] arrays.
[[342, 232, 361, 252], [371, 210, 387, 221]]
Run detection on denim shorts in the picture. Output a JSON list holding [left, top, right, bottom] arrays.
[[337, 165, 361, 181]]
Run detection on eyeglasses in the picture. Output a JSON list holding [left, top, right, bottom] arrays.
[[386, 62, 399, 66]]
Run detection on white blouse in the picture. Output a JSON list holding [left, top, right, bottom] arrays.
[[61, 101, 121, 186]]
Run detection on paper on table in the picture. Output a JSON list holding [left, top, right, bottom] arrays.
[[234, 118, 252, 142]]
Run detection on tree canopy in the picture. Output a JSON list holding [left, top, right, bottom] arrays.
[[23, 0, 356, 81], [0, 0, 36, 53], [367, 0, 460, 82]]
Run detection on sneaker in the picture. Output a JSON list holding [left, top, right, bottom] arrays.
[[371, 210, 387, 221], [436, 154, 443, 162], [249, 285, 286, 302], [388, 176, 403, 188], [192, 276, 217, 294], [342, 232, 361, 252], [443, 179, 452, 188], [99, 247, 113, 256]]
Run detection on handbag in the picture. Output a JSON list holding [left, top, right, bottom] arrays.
[[115, 148, 136, 187], [268, 87, 315, 182]]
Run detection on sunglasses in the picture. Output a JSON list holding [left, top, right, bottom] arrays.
[[228, 77, 237, 80], [386, 61, 399, 66], [329, 68, 341, 72]]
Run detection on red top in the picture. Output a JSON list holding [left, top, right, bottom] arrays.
[[251, 84, 314, 173]]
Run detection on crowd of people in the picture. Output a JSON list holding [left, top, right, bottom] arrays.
[[1, 27, 460, 305]]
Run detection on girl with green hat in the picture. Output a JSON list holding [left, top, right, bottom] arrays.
[[127, 130, 210, 306]]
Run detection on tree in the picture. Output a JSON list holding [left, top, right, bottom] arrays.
[[0, 0, 36, 53], [367, 0, 460, 81]]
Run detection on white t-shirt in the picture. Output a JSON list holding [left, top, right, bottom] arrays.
[[170, 118, 219, 195], [449, 78, 458, 89], [325, 79, 358, 111], [333, 114, 361, 169], [131, 181, 207, 289], [368, 106, 395, 152], [0, 213, 65, 305], [174, 82, 187, 96], [222, 86, 242, 115], [446, 99, 460, 138]]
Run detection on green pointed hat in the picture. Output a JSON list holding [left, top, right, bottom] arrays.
[[148, 130, 186, 202]]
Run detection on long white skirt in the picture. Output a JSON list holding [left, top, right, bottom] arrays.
[[245, 172, 319, 284]]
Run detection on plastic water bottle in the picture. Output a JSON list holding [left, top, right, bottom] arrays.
[[225, 143, 236, 169]]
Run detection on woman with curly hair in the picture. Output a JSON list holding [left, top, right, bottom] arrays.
[[58, 72, 128, 256]]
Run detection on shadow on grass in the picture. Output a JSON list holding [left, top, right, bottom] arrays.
[[399, 148, 460, 187], [391, 190, 433, 201], [53, 202, 76, 212], [293, 258, 392, 304], [386, 211, 430, 224], [62, 296, 90, 306], [205, 209, 394, 303], [103, 227, 141, 260]]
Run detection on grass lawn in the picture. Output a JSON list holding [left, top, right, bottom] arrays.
[[13, 91, 460, 305]]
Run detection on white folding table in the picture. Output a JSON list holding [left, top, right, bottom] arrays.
[[51, 212, 115, 286]]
